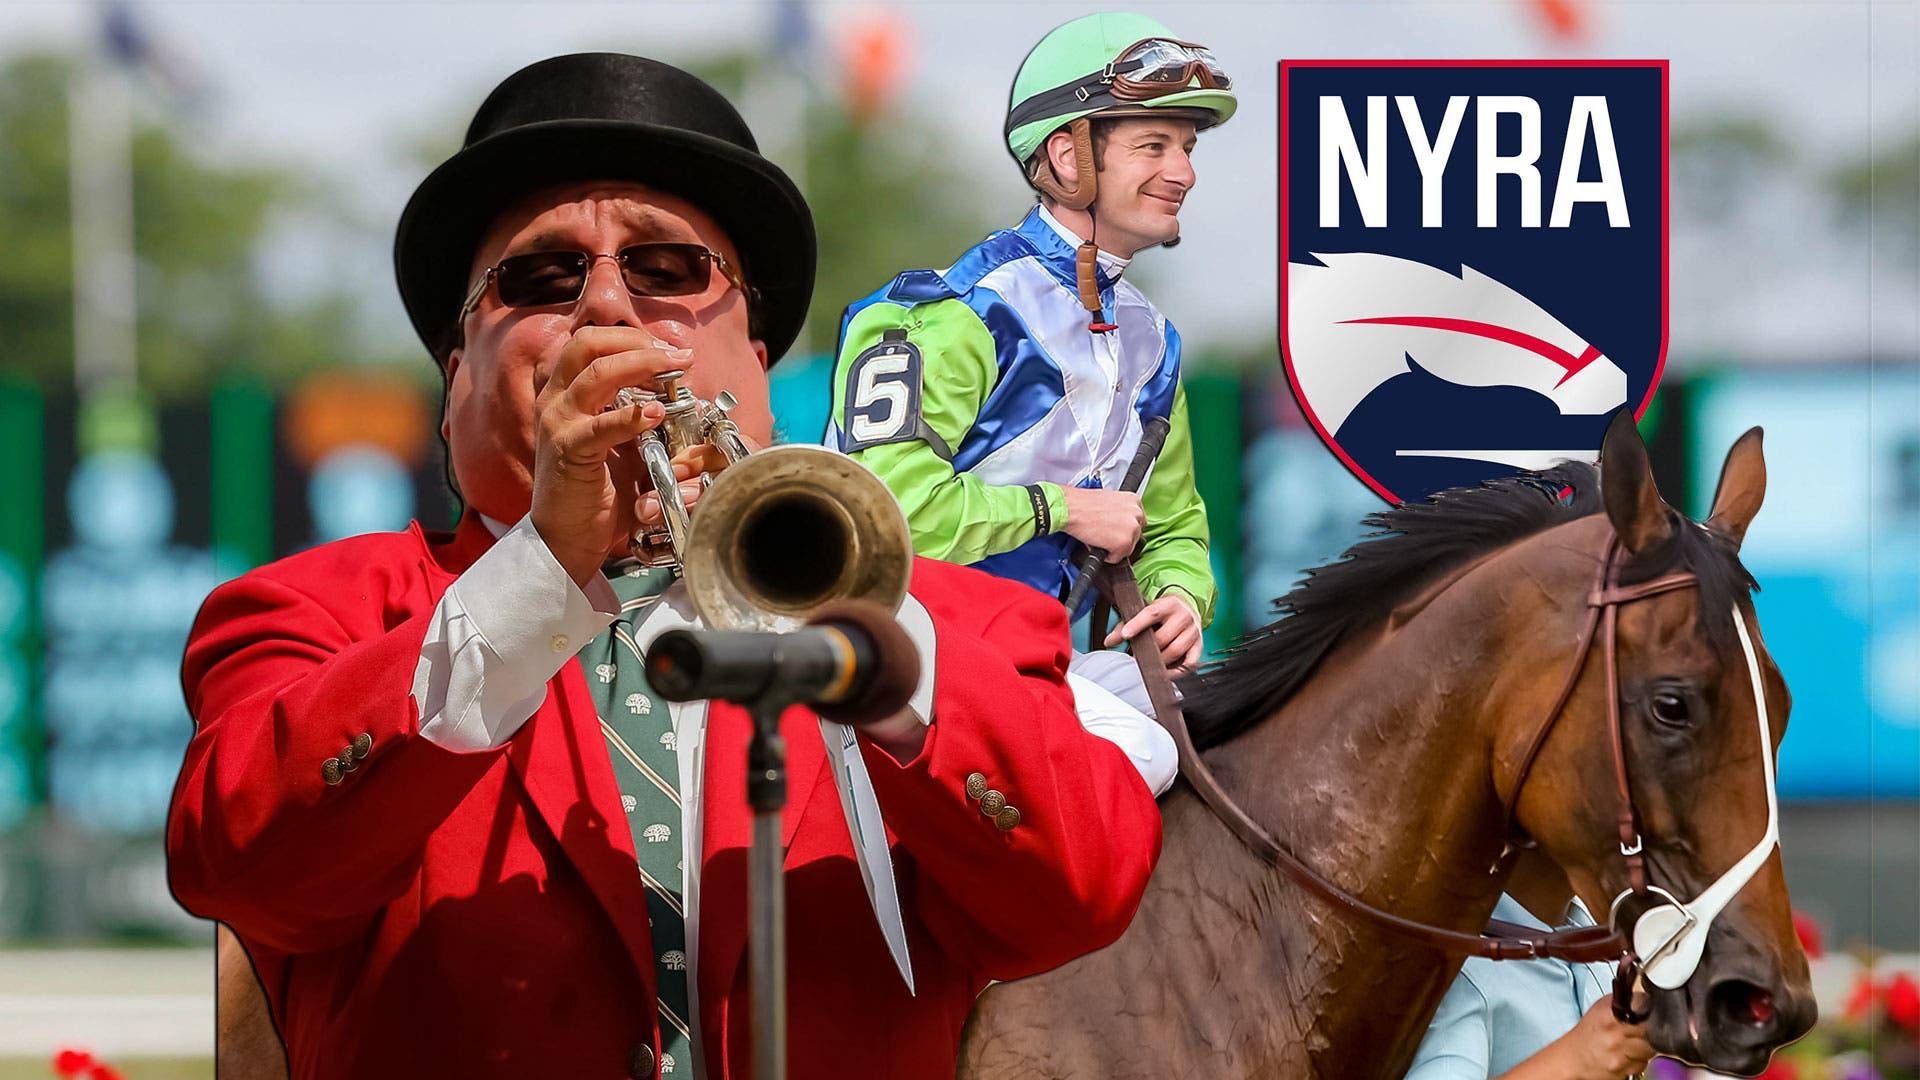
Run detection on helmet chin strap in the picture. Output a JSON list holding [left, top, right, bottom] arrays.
[[1031, 118, 1118, 334], [1032, 117, 1097, 210], [1608, 604, 1781, 990], [1074, 205, 1118, 334], [1073, 238, 1116, 334]]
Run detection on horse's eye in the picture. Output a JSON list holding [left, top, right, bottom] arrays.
[[1651, 691, 1691, 727]]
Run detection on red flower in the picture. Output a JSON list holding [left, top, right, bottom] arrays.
[[1791, 910, 1824, 960], [85, 1066, 123, 1080], [1886, 972, 1920, 1032], [1845, 972, 1880, 1022], [1757, 1057, 1799, 1080], [51, 1048, 94, 1077]]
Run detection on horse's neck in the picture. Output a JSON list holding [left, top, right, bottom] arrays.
[[1191, 559, 1531, 1073]]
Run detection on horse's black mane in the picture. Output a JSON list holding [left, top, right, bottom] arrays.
[[1178, 462, 1756, 750]]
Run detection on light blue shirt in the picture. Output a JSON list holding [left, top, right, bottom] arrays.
[[1404, 895, 1614, 1078]]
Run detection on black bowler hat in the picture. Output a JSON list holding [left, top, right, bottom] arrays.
[[394, 53, 815, 366]]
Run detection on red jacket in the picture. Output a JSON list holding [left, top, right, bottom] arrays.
[[167, 514, 1160, 1079]]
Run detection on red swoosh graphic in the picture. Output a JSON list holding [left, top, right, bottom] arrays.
[[1339, 315, 1603, 388]]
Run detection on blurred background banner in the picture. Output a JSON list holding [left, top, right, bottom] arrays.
[[1684, 368, 1920, 801], [0, 0, 1913, 1075]]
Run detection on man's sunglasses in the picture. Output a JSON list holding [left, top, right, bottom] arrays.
[[459, 242, 751, 318]]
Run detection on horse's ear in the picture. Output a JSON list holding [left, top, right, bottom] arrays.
[[1706, 427, 1766, 549], [1600, 409, 1675, 553]]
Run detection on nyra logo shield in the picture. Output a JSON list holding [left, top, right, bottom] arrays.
[[1280, 60, 1667, 504]]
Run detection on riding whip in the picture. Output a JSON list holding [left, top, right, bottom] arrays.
[[1061, 415, 1171, 615]]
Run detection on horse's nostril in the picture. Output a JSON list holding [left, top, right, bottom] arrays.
[[1710, 979, 1776, 1029]]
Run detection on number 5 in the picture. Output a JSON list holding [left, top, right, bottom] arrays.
[[842, 338, 922, 451]]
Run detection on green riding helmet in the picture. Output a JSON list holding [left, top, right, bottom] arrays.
[[1004, 11, 1238, 169]]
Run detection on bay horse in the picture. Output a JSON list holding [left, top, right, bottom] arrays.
[[959, 416, 1815, 1077]]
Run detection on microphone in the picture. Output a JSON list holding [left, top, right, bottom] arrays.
[[643, 599, 921, 726]]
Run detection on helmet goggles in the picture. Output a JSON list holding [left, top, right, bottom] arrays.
[[1106, 38, 1231, 101], [1004, 36, 1234, 138]]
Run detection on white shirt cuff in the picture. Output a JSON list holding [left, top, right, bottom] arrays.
[[413, 514, 620, 752], [894, 594, 937, 726]]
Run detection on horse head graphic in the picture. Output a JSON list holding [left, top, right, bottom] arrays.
[[1286, 252, 1628, 435]]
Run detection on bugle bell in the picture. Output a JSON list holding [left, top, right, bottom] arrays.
[[680, 444, 912, 632]]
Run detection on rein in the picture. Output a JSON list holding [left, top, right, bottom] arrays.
[[1098, 531, 1701, 1020]]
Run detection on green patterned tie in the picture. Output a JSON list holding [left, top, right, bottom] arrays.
[[578, 563, 692, 1076]]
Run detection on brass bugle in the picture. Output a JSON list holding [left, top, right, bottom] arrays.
[[620, 369, 751, 567]]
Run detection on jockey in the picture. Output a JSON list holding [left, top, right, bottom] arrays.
[[827, 13, 1233, 794]]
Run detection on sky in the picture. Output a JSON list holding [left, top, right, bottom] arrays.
[[1, 0, 1916, 367]]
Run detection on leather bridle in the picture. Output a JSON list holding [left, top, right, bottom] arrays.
[[1100, 531, 1702, 1024], [1493, 534, 1699, 1022]]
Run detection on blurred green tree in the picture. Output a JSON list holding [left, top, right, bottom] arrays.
[[1830, 125, 1920, 266], [687, 52, 1004, 357], [1670, 115, 1791, 227], [0, 51, 418, 399], [799, 98, 1011, 356]]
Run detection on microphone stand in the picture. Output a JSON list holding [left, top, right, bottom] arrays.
[[743, 694, 788, 1080], [646, 606, 918, 1080], [648, 642, 797, 1080]]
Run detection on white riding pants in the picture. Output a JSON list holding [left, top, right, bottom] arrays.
[[1065, 649, 1178, 796]]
